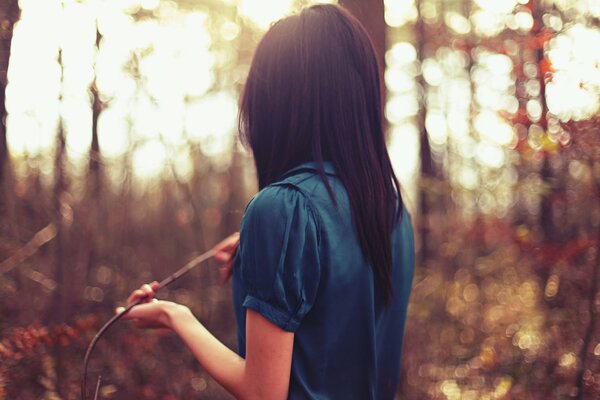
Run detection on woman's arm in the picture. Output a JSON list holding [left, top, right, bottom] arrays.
[[171, 305, 294, 400], [119, 285, 293, 400]]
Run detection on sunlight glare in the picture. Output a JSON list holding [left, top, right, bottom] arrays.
[[238, 0, 294, 30], [185, 92, 237, 157], [388, 123, 419, 207], [514, 10, 533, 32], [141, 0, 160, 11], [476, 142, 505, 169], [63, 98, 92, 160], [386, 70, 417, 94], [546, 71, 600, 121], [447, 114, 469, 138], [386, 94, 419, 123], [6, 0, 62, 157], [474, 0, 517, 14], [445, 11, 471, 35], [422, 58, 443, 86], [172, 147, 194, 181], [386, 42, 417, 68], [6, 114, 56, 156], [471, 10, 506, 37], [98, 106, 130, 158], [475, 111, 515, 146], [546, 24, 600, 121], [425, 112, 448, 145], [458, 167, 479, 191], [384, 0, 418, 27], [132, 140, 167, 179], [220, 21, 241, 41], [108, 0, 143, 14]]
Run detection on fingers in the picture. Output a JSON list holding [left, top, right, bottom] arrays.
[[141, 283, 154, 298], [228, 232, 240, 251], [214, 233, 240, 269], [116, 298, 157, 314], [126, 289, 145, 305], [115, 300, 173, 330], [117, 300, 162, 321], [214, 250, 231, 263], [126, 283, 157, 306], [219, 264, 233, 285], [214, 233, 239, 283], [213, 232, 240, 254]]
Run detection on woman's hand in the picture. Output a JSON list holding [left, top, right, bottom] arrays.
[[116, 282, 190, 330], [213, 232, 240, 284]]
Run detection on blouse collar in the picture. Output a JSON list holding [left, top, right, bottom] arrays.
[[279, 161, 337, 180]]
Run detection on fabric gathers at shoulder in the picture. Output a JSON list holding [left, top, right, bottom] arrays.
[[237, 184, 322, 332]]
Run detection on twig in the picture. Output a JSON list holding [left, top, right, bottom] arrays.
[[93, 376, 101, 400], [22, 267, 58, 291], [0, 223, 57, 274]]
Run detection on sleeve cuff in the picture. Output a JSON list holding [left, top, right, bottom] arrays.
[[242, 295, 300, 332]]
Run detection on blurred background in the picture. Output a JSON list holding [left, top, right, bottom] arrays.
[[0, 0, 599, 398]]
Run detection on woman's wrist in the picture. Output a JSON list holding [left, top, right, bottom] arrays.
[[164, 302, 195, 330]]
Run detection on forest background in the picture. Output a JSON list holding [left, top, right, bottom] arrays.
[[1, 0, 600, 399]]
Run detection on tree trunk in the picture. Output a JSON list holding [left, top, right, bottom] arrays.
[[89, 23, 102, 199], [414, 0, 435, 265], [0, 1, 20, 235], [51, 46, 69, 397], [80, 21, 104, 298], [338, 0, 387, 133], [338, 0, 385, 76], [576, 218, 600, 399]]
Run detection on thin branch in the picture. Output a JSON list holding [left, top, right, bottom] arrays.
[[21, 266, 58, 291], [0, 223, 56, 274], [93, 376, 102, 400]]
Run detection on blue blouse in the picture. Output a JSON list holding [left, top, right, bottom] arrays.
[[232, 161, 415, 399]]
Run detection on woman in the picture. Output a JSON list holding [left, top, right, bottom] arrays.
[[119, 4, 415, 399]]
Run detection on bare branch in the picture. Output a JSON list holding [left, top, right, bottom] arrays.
[[0, 223, 57, 274]]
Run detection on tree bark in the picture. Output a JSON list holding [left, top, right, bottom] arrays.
[[528, 1, 555, 244], [89, 23, 102, 199], [0, 1, 20, 233], [51, 45, 69, 396], [414, 0, 435, 265], [80, 21, 104, 298], [338, 0, 385, 78], [576, 223, 600, 399], [338, 0, 387, 133]]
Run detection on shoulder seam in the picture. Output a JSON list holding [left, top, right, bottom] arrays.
[[267, 182, 323, 245], [280, 172, 315, 187]]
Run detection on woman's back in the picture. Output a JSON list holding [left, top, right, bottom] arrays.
[[118, 5, 415, 400], [232, 161, 415, 399]]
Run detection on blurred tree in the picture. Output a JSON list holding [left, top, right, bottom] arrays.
[[0, 0, 19, 238], [50, 43, 69, 395], [89, 22, 103, 201], [76, 19, 106, 312], [339, 0, 387, 132], [338, 0, 385, 75], [415, 0, 435, 265]]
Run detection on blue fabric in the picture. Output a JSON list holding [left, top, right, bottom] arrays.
[[232, 161, 415, 399]]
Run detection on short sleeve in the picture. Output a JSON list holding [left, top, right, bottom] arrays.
[[238, 184, 321, 332]]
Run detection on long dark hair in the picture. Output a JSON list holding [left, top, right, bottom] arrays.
[[238, 4, 402, 305]]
